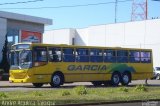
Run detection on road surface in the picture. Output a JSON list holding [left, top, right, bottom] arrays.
[[0, 80, 160, 91]]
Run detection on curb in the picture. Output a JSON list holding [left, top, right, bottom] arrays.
[[55, 99, 160, 106]]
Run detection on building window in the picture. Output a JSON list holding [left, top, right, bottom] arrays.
[[7, 29, 19, 49], [7, 36, 13, 42]]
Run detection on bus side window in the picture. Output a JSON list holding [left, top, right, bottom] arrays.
[[141, 51, 151, 63], [33, 47, 47, 62], [129, 51, 140, 63], [117, 50, 128, 63], [104, 49, 116, 62], [48, 48, 61, 62], [75, 48, 89, 62], [90, 49, 103, 62], [63, 48, 75, 62]]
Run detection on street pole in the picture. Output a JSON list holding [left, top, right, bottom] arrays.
[[115, 0, 118, 23]]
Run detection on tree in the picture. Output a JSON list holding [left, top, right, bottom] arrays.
[[0, 34, 10, 73]]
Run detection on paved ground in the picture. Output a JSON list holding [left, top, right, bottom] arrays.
[[0, 80, 160, 91]]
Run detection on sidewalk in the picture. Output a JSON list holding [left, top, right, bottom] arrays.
[[0, 81, 32, 87]]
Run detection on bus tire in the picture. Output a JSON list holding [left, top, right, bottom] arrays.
[[50, 73, 64, 88], [91, 81, 102, 86], [121, 72, 131, 86], [32, 83, 43, 88], [111, 72, 121, 86]]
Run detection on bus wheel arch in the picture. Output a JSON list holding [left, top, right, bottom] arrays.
[[121, 71, 132, 86], [111, 71, 121, 86], [50, 71, 64, 88]]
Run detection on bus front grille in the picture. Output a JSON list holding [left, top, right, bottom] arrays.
[[12, 73, 27, 79]]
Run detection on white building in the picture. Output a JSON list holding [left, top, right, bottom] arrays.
[[43, 19, 160, 67]]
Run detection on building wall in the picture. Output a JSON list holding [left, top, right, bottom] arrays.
[[0, 18, 7, 62], [43, 29, 74, 45], [7, 19, 44, 33], [44, 19, 160, 67], [75, 28, 89, 46]]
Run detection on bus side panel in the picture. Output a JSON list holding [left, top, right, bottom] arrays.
[[127, 63, 153, 80], [62, 63, 112, 82]]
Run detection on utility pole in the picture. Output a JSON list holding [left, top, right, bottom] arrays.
[[115, 0, 118, 23]]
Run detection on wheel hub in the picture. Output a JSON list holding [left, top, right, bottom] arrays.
[[53, 75, 60, 85], [113, 75, 119, 84], [123, 75, 129, 83]]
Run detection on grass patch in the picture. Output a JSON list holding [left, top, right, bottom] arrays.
[[61, 90, 71, 96], [73, 86, 88, 95], [1, 86, 160, 105], [118, 87, 129, 92], [134, 84, 147, 92], [0, 92, 7, 98]]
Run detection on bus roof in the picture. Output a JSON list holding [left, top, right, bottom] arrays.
[[14, 43, 152, 51]]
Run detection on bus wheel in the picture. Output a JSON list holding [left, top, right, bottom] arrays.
[[91, 81, 102, 86], [32, 83, 43, 88], [121, 72, 131, 86], [50, 73, 63, 88], [111, 72, 121, 86]]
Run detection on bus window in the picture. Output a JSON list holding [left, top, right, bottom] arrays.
[[90, 49, 103, 62], [33, 47, 47, 62], [117, 50, 128, 63], [63, 48, 75, 62], [48, 48, 62, 62], [141, 51, 151, 63], [75, 48, 89, 62], [129, 51, 140, 63], [104, 49, 116, 62]]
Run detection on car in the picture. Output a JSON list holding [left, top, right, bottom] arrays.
[[153, 67, 160, 80]]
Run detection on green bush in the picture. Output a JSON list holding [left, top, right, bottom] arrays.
[[73, 86, 88, 95], [61, 90, 71, 96], [0, 92, 7, 98], [118, 87, 128, 92], [134, 84, 147, 92]]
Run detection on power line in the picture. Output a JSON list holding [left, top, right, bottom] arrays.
[[0, 0, 44, 6], [0, 0, 132, 10]]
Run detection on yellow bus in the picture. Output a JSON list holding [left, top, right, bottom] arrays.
[[9, 43, 153, 87]]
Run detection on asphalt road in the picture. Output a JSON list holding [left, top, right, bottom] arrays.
[[0, 80, 160, 91]]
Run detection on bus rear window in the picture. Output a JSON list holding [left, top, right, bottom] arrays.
[[141, 51, 151, 63]]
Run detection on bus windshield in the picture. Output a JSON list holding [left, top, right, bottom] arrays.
[[10, 50, 32, 69]]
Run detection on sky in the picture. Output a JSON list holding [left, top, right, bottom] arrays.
[[0, 0, 160, 30]]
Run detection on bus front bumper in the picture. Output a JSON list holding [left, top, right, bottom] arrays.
[[9, 77, 33, 83]]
